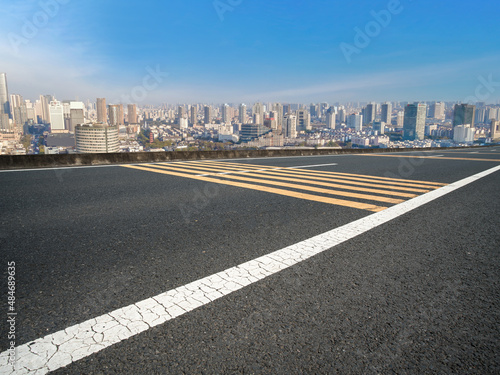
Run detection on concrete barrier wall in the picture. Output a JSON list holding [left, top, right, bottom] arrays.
[[0, 146, 493, 170]]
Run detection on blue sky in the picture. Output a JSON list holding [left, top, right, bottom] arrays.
[[1, 0, 499, 104]]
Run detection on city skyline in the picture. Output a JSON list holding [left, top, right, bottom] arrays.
[[1, 0, 499, 104]]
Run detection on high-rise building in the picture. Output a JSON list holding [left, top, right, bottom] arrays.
[[204, 105, 212, 124], [127, 104, 137, 124], [491, 120, 499, 139], [49, 100, 65, 133], [403, 103, 426, 140], [396, 111, 404, 127], [177, 105, 186, 121], [39, 95, 52, 124], [310, 103, 317, 118], [347, 113, 363, 131], [381, 102, 392, 124], [75, 123, 119, 153], [453, 104, 475, 128], [326, 107, 336, 129], [190, 105, 197, 125], [429, 102, 445, 120], [363, 102, 376, 125], [0, 73, 11, 119], [221, 103, 231, 124], [96, 98, 107, 123], [238, 103, 247, 123], [273, 103, 283, 130], [108, 104, 124, 126], [337, 106, 346, 124], [252, 102, 264, 125], [296, 109, 311, 131], [283, 114, 297, 138]]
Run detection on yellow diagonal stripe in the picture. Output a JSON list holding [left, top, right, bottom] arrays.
[[123, 165, 387, 212], [148, 164, 404, 204], [199, 160, 447, 186]]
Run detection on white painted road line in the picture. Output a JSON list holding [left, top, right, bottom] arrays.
[[2, 165, 500, 374]]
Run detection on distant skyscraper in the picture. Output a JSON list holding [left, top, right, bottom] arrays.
[[396, 111, 404, 127], [238, 103, 247, 123], [177, 105, 186, 120], [127, 104, 137, 124], [381, 102, 392, 124], [296, 109, 311, 131], [96, 98, 107, 123], [108, 104, 124, 126], [204, 105, 212, 124], [453, 104, 475, 128], [310, 103, 317, 118], [403, 103, 426, 140], [283, 104, 291, 116], [283, 114, 297, 138], [49, 100, 65, 133], [326, 107, 336, 129], [222, 103, 231, 124], [363, 102, 376, 125], [0, 73, 11, 119], [337, 106, 346, 124], [273, 103, 283, 130], [39, 95, 52, 124], [429, 102, 445, 120], [190, 105, 197, 125], [252, 102, 264, 125], [347, 113, 363, 131]]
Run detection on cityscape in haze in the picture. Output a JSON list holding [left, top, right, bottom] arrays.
[[1, 0, 499, 154]]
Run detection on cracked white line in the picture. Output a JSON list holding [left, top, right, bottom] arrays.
[[1, 165, 499, 374]]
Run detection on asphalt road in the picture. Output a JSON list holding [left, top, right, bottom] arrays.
[[1, 148, 499, 374]]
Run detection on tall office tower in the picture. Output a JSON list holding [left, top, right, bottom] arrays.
[[273, 103, 283, 130], [397, 111, 404, 127], [190, 105, 197, 125], [381, 102, 392, 124], [96, 98, 107, 123], [326, 107, 336, 129], [337, 106, 346, 124], [491, 120, 499, 139], [487, 107, 499, 121], [429, 102, 445, 120], [10, 94, 27, 127], [75, 123, 119, 153], [283, 114, 297, 138], [283, 104, 291, 116], [453, 104, 475, 128], [475, 107, 486, 124], [127, 104, 137, 124], [38, 95, 52, 123], [49, 100, 65, 132], [0, 73, 11, 118], [319, 102, 328, 116], [252, 102, 264, 124], [177, 105, 186, 120], [108, 104, 124, 126], [347, 113, 363, 131], [221, 103, 231, 124], [296, 109, 311, 131], [403, 103, 427, 140], [363, 102, 376, 125], [238, 103, 247, 123], [204, 105, 212, 124], [310, 103, 317, 118]]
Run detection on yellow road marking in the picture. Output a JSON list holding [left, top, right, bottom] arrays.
[[122, 165, 387, 212], [200, 160, 447, 186], [361, 155, 500, 162], [148, 164, 404, 204], [155, 162, 431, 192]]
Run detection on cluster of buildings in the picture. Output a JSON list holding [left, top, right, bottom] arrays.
[[0, 72, 499, 155]]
